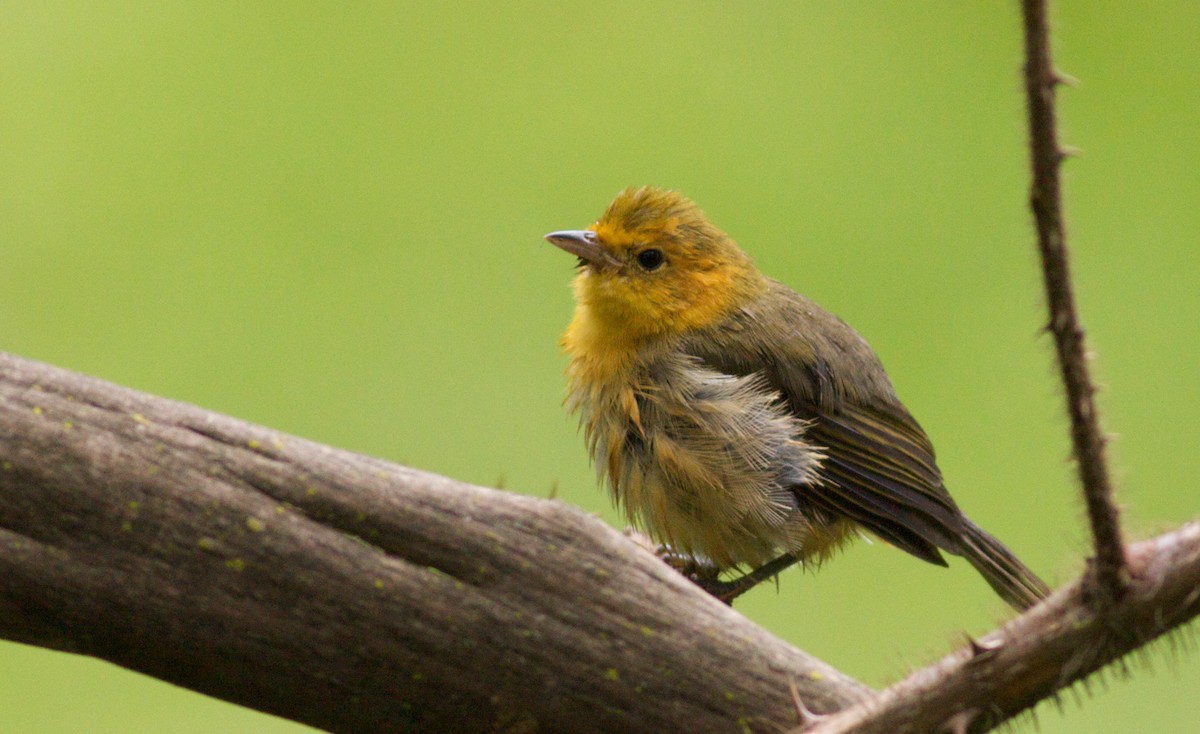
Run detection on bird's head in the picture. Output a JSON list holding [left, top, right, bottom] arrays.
[[546, 187, 765, 345]]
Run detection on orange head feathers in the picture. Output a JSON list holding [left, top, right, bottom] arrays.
[[545, 187, 766, 349]]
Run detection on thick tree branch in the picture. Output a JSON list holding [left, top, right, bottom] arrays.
[[0, 352, 869, 733], [1021, 0, 1126, 602], [801, 522, 1200, 734]]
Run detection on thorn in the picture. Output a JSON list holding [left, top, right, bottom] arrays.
[[1052, 70, 1081, 87], [942, 709, 978, 734], [964, 633, 1002, 658], [788, 677, 827, 728], [1135, 645, 1154, 675], [1115, 654, 1131, 678], [547, 478, 559, 500], [965, 633, 984, 656], [1058, 145, 1084, 160]]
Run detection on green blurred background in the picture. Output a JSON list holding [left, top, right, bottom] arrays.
[[2, 2, 1196, 731]]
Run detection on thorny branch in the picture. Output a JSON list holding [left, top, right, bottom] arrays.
[[797, 523, 1200, 734], [1020, 0, 1127, 604]]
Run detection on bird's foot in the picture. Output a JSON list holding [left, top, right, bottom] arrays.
[[656, 547, 801, 605]]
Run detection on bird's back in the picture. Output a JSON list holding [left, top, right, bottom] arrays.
[[682, 280, 969, 565]]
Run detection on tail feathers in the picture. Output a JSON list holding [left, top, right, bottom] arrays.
[[959, 520, 1051, 611]]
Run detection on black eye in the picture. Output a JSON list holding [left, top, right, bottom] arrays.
[[636, 248, 664, 271]]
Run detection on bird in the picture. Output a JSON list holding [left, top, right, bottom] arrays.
[[545, 186, 1050, 610]]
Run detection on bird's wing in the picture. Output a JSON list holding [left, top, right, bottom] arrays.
[[802, 402, 961, 565], [683, 285, 967, 566]]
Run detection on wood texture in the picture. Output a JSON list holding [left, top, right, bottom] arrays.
[[0, 352, 869, 733]]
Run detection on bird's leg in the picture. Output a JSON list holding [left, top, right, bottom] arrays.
[[657, 547, 801, 605], [698, 553, 802, 604]]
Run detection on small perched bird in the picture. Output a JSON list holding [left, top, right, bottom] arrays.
[[546, 186, 1050, 610]]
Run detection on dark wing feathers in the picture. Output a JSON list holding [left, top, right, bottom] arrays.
[[815, 410, 963, 531], [684, 282, 969, 566], [808, 407, 963, 564]]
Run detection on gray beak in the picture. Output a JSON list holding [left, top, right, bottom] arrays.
[[544, 230, 620, 269]]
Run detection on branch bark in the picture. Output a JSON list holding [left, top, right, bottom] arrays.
[[0, 352, 869, 733], [1021, 0, 1127, 603], [4, 354, 1198, 734], [800, 522, 1200, 734]]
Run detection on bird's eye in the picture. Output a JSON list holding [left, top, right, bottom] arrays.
[[636, 248, 664, 271]]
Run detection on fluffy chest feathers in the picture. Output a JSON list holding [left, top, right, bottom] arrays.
[[563, 311, 836, 568]]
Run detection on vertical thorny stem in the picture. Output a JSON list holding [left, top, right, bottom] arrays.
[[1020, 0, 1127, 605]]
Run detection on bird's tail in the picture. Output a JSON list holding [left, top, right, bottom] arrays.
[[959, 520, 1050, 611]]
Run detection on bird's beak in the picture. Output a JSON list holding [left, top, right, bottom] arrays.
[[544, 230, 620, 270]]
